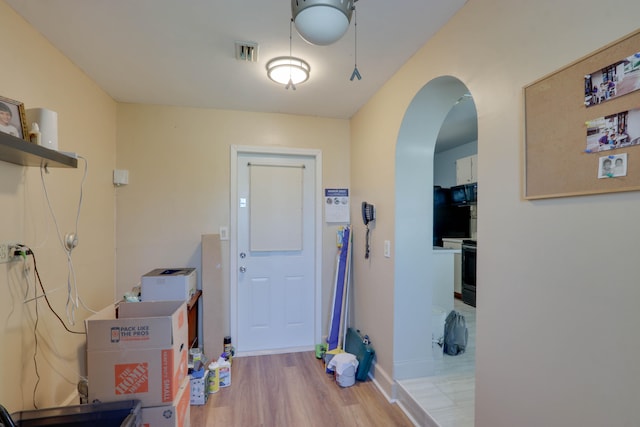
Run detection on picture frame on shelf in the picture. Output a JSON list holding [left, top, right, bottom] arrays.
[[0, 95, 28, 140]]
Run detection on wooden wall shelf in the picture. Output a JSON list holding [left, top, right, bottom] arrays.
[[187, 290, 202, 349], [0, 131, 77, 168]]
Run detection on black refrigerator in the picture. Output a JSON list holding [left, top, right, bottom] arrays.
[[433, 186, 471, 246]]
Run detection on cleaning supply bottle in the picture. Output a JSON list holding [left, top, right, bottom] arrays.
[[223, 336, 233, 365], [207, 360, 220, 394], [218, 356, 231, 388]]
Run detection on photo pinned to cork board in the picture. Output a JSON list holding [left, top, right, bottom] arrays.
[[585, 109, 640, 153], [524, 28, 640, 199], [598, 153, 627, 179], [584, 52, 640, 108], [0, 95, 28, 140]]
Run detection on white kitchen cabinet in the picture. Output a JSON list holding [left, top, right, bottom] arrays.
[[432, 248, 456, 313], [441, 238, 464, 295], [456, 154, 477, 184]]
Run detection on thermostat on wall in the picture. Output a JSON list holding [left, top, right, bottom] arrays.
[[113, 169, 129, 186]]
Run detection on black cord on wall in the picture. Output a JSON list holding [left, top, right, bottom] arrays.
[[15, 246, 86, 408], [23, 248, 86, 335]]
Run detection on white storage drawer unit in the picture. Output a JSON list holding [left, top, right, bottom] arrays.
[[141, 268, 197, 302]]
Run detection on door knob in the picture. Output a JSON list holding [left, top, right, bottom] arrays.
[[239, 266, 247, 273]]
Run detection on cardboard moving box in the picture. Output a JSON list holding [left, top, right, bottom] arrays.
[[141, 376, 191, 427], [86, 300, 189, 407]]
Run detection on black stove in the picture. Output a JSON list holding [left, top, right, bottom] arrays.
[[461, 240, 477, 307]]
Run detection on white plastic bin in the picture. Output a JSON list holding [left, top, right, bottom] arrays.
[[327, 353, 359, 388]]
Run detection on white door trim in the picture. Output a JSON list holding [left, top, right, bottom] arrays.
[[230, 145, 323, 354]]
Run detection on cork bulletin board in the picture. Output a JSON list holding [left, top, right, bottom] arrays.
[[524, 29, 640, 199]]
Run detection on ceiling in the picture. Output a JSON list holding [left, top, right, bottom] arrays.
[[436, 95, 477, 153], [6, 0, 477, 149]]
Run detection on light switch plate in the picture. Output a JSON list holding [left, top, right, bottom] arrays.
[[219, 226, 229, 240], [384, 240, 391, 258]]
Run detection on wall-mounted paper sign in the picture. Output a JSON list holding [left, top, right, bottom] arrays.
[[324, 188, 350, 223]]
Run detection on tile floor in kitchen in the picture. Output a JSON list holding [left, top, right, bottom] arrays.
[[398, 299, 476, 427]]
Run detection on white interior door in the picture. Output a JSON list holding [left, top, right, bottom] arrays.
[[234, 150, 317, 353]]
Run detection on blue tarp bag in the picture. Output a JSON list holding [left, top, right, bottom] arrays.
[[443, 310, 468, 356]]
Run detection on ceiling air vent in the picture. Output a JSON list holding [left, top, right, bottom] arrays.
[[235, 41, 258, 62]]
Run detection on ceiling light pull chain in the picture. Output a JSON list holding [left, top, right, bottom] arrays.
[[350, 6, 362, 81], [286, 19, 296, 90], [266, 11, 310, 88]]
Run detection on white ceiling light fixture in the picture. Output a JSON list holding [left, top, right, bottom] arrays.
[[291, 0, 358, 46], [267, 19, 310, 90], [266, 56, 310, 89]]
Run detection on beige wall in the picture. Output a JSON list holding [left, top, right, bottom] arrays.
[[351, 0, 640, 425], [0, 1, 117, 411], [115, 103, 350, 352], [0, 1, 350, 412], [5, 0, 640, 424]]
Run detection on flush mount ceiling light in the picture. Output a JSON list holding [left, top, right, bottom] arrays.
[[266, 56, 310, 89], [291, 0, 358, 46], [267, 19, 310, 90]]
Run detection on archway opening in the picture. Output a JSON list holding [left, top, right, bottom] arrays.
[[393, 75, 476, 381]]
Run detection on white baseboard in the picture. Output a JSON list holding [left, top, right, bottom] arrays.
[[235, 345, 314, 357], [367, 361, 423, 427], [395, 381, 440, 427], [368, 360, 396, 401], [394, 356, 436, 381], [395, 399, 424, 427]]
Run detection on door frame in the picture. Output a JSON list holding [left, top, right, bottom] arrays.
[[230, 145, 323, 354]]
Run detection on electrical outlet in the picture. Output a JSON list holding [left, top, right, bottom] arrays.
[[0, 243, 7, 263], [0, 242, 17, 264]]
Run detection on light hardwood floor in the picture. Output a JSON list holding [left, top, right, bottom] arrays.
[[190, 351, 414, 427]]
